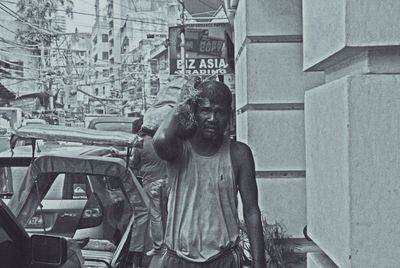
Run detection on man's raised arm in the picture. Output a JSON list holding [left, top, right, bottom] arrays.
[[153, 109, 184, 161], [153, 94, 197, 161]]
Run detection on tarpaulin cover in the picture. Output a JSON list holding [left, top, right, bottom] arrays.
[[10, 124, 139, 149], [8, 154, 149, 226]]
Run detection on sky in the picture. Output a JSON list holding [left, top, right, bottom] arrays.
[[66, 0, 96, 33], [66, 0, 224, 33]]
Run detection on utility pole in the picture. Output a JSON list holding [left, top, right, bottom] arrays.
[[38, 2, 45, 109], [38, 3, 53, 111], [178, 0, 186, 75]]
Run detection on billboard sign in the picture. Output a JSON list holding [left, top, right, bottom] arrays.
[[169, 23, 231, 75]]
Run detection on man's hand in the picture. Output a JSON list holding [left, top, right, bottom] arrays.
[[175, 76, 202, 137], [175, 96, 198, 137]]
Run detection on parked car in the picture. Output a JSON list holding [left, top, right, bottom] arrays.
[[0, 198, 83, 267], [87, 116, 142, 133], [0, 142, 120, 200], [1, 124, 149, 267], [1, 147, 128, 241]]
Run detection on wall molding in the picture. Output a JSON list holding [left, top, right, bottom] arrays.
[[236, 35, 303, 62], [237, 103, 304, 114], [256, 170, 306, 179], [247, 35, 303, 43]]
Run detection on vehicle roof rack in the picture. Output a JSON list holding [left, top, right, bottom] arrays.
[[10, 125, 140, 167]]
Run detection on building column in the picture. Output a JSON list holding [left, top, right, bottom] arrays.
[[233, 0, 324, 237], [304, 1, 400, 267]]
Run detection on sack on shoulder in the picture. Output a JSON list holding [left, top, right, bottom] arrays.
[[142, 76, 198, 132]]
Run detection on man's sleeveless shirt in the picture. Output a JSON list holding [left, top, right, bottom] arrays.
[[165, 137, 240, 262]]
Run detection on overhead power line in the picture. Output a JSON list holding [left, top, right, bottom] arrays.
[[0, 23, 17, 35], [0, 3, 56, 35], [59, 9, 167, 26], [0, 74, 37, 81], [74, 22, 168, 33], [3, 80, 25, 87], [0, 58, 39, 72], [0, 49, 43, 58]]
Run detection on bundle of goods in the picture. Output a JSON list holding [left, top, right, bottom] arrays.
[[142, 75, 201, 135]]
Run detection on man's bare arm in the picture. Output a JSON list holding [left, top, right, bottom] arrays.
[[153, 109, 184, 161], [233, 142, 266, 267]]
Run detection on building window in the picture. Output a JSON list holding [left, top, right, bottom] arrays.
[[102, 52, 108, 60], [110, 58, 114, 64], [121, 37, 129, 54], [95, 88, 99, 96], [103, 86, 106, 95], [95, 70, 99, 79], [94, 54, 98, 63], [121, 20, 126, 32], [102, 34, 108, 42], [150, 77, 160, 95], [102, 69, 109, 77]]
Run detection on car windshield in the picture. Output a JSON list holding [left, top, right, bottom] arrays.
[[92, 122, 132, 133]]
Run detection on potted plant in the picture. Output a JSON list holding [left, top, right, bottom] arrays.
[[239, 215, 306, 268]]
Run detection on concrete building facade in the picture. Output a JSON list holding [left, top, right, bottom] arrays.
[[303, 1, 400, 267], [91, 0, 113, 104], [228, 0, 324, 239], [227, 0, 400, 267], [0, 0, 40, 98], [106, 0, 122, 94], [118, 0, 175, 114]]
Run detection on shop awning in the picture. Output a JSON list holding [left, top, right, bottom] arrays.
[[0, 83, 16, 100]]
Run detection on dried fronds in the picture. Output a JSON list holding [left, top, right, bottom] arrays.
[[239, 215, 305, 268]]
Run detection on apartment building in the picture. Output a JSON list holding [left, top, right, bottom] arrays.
[[0, 0, 40, 101]]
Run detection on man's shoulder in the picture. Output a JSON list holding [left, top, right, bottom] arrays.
[[230, 139, 252, 154], [229, 139, 254, 166]]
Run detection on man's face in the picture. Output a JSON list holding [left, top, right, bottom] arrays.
[[195, 98, 230, 141]]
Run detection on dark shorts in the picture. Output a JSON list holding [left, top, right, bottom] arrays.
[[161, 247, 242, 268]]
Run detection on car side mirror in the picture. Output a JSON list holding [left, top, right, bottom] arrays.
[[30, 234, 68, 267]]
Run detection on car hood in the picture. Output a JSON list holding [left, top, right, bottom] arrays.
[[8, 154, 149, 226]]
